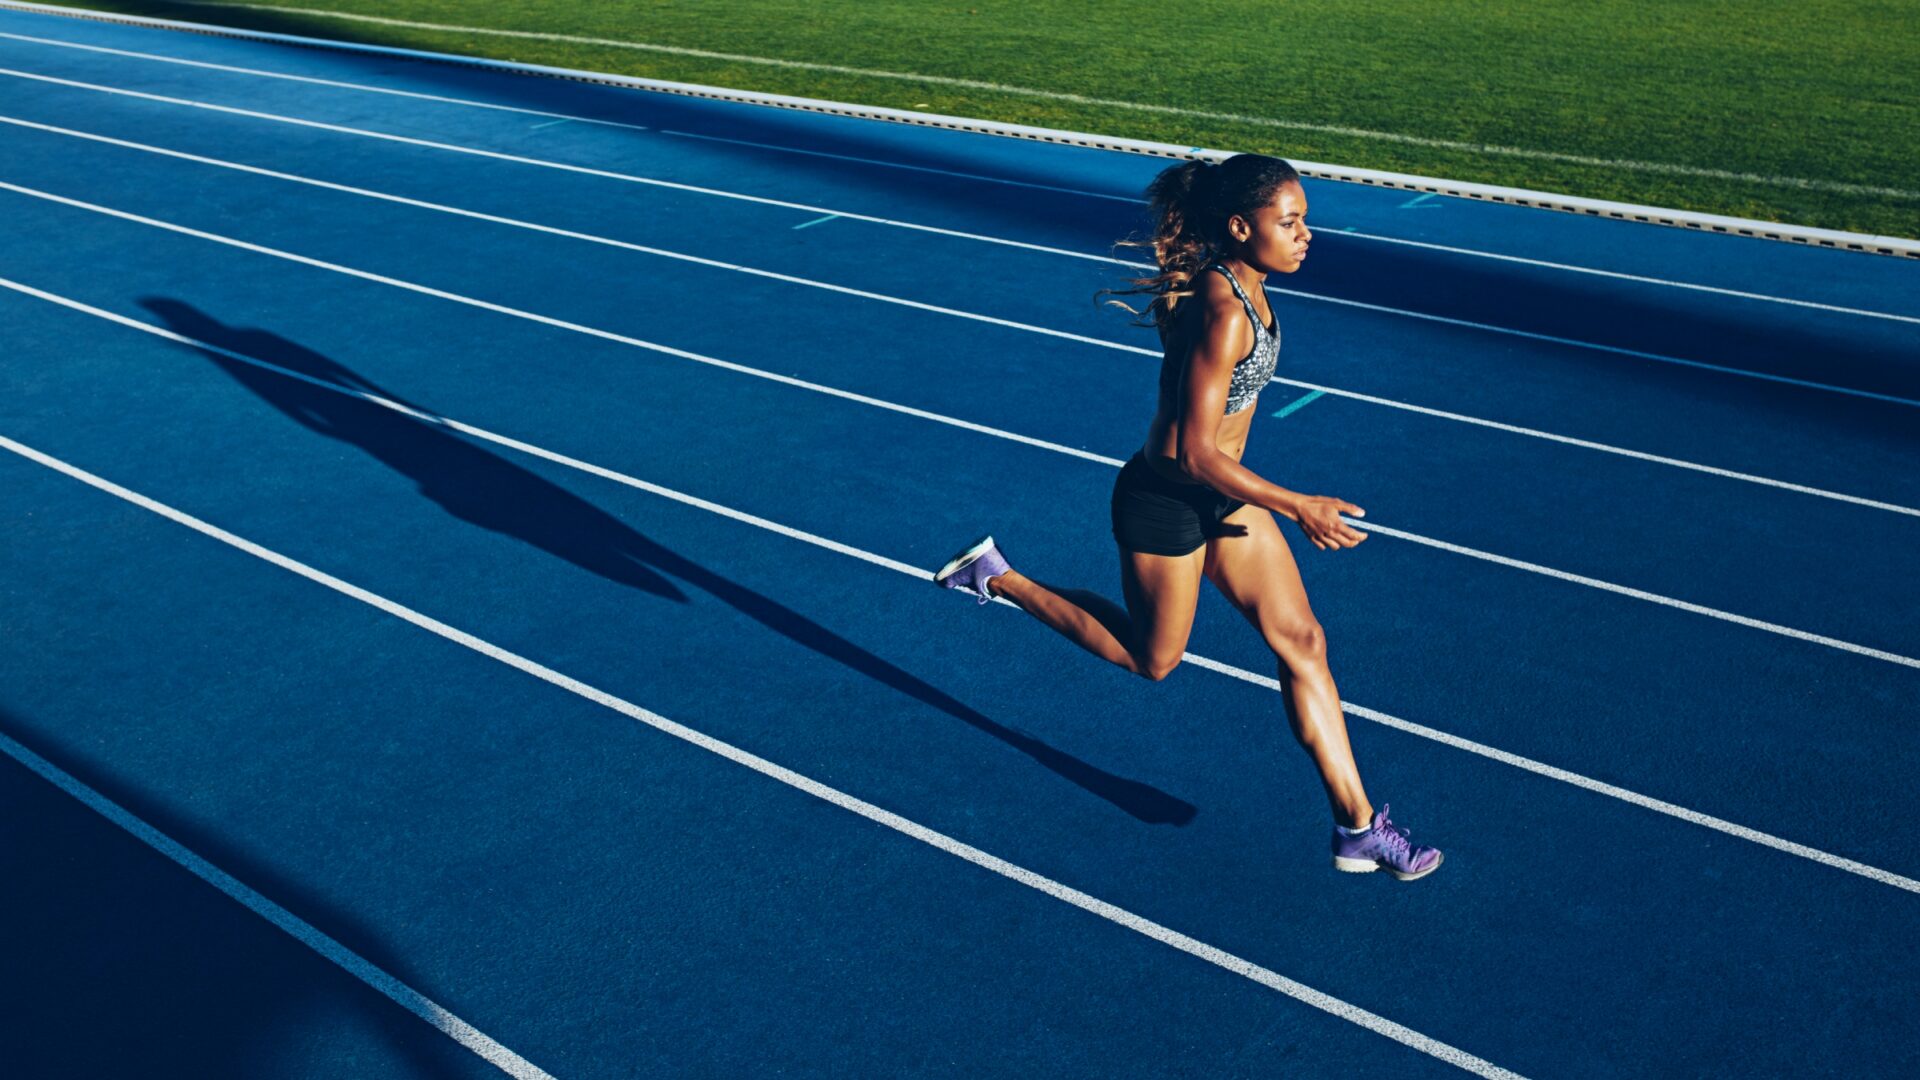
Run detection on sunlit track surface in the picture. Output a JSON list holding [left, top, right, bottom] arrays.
[[1, 6, 1916, 1079]]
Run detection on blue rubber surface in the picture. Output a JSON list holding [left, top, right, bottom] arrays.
[[1, 7, 1917, 1077]]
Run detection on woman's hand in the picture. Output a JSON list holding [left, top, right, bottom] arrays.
[[1289, 495, 1368, 550]]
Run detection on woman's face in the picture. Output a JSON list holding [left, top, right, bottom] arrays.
[[1230, 180, 1312, 274]]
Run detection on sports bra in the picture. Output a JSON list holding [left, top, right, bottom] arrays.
[[1157, 264, 1280, 416]]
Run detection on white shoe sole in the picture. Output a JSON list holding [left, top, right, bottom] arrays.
[[1333, 851, 1443, 881], [934, 536, 996, 584]]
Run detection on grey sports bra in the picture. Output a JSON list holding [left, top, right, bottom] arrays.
[[1157, 264, 1281, 415]]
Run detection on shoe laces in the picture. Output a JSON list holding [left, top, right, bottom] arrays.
[[1371, 805, 1412, 858]]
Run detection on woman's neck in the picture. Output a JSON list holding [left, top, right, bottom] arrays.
[[1217, 255, 1267, 288]]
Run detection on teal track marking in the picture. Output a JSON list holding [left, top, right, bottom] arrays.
[[792, 212, 840, 229], [1271, 389, 1326, 418]]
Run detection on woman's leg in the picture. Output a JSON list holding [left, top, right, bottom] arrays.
[[988, 547, 1204, 681], [1202, 506, 1373, 829]]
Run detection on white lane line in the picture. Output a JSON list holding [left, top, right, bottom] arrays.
[[0, 433, 1525, 1080], [0, 27, 656, 132], [660, 129, 1920, 328], [1349, 520, 1920, 670], [0, 729, 554, 1079], [1, 28, 1909, 325], [3, 185, 1914, 667], [1178, 655, 1920, 896], [7, 275, 1919, 899], [1264, 376, 1919, 518], [0, 114, 1125, 351], [657, 128, 1146, 204], [0, 182, 1122, 469], [1333, 231, 1920, 327], [2, 65, 1916, 416], [134, 0, 1920, 201], [1263, 285, 1920, 409], [5, 114, 1914, 520]]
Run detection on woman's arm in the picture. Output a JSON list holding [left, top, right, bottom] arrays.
[[1174, 289, 1369, 551]]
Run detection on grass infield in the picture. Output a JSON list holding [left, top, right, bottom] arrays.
[[30, 0, 1920, 240]]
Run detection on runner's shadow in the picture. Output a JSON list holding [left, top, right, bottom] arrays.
[[0, 709, 492, 1079], [139, 300, 1195, 825]]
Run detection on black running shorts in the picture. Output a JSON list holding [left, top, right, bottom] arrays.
[[1110, 453, 1246, 556]]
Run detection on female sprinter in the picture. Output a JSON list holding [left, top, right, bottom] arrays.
[[936, 154, 1441, 881]]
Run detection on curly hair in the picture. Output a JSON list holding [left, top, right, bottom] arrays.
[[1101, 153, 1301, 333]]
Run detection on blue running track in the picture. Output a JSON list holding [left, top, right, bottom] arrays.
[[1, 6, 1917, 1077]]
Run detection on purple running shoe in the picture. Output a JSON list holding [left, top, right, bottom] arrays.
[[935, 536, 1011, 604], [1331, 804, 1443, 881]]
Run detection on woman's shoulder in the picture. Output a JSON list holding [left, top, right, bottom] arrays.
[[1164, 270, 1254, 355]]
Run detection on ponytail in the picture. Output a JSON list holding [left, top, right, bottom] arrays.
[[1100, 153, 1300, 333]]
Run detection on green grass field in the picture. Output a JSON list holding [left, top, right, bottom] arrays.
[[37, 0, 1920, 239]]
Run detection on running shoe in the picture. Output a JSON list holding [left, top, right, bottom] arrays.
[[1331, 804, 1443, 881], [935, 535, 1010, 604]]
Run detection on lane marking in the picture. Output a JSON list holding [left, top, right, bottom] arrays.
[[791, 213, 839, 230], [3, 115, 1915, 520], [1399, 193, 1441, 210], [4, 185, 1916, 664], [0, 730, 554, 1079], [7, 276, 1920, 898], [1269, 287, 1920, 408], [1334, 230, 1920, 327], [659, 127, 1145, 203], [1270, 390, 1325, 419], [0, 432, 1527, 1080], [1348, 519, 1920, 669], [528, 117, 571, 131], [133, 1, 1920, 201], [0, 27, 656, 132], [4, 65, 1917, 409], [0, 31, 1913, 326]]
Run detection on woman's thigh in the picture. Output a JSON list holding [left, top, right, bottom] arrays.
[[1118, 544, 1207, 675], [1203, 505, 1325, 663]]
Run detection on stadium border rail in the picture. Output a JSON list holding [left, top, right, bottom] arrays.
[[1, 0, 1915, 259]]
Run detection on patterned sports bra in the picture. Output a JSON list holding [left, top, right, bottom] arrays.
[[1157, 263, 1280, 416]]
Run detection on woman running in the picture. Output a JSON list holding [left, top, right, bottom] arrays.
[[937, 153, 1441, 881]]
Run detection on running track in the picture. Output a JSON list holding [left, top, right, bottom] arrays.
[[1, 6, 1917, 1077]]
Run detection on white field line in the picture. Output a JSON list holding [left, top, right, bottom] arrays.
[[5, 291, 1917, 901], [3, 184, 1915, 667], [136, 0, 1920, 202], [0, 433, 1527, 1080], [4, 64, 1916, 412], [1, 28, 1910, 325], [0, 725, 555, 1079], [4, 116, 1915, 520]]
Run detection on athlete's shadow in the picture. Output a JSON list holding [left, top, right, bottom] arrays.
[[0, 709, 486, 1078], [140, 300, 1195, 825]]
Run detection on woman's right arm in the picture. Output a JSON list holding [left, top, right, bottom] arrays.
[[1172, 290, 1369, 551]]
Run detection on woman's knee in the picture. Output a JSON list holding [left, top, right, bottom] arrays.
[[1131, 649, 1183, 682], [1266, 619, 1328, 668]]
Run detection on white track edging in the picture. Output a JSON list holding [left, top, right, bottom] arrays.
[[0, 0, 1913, 258]]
